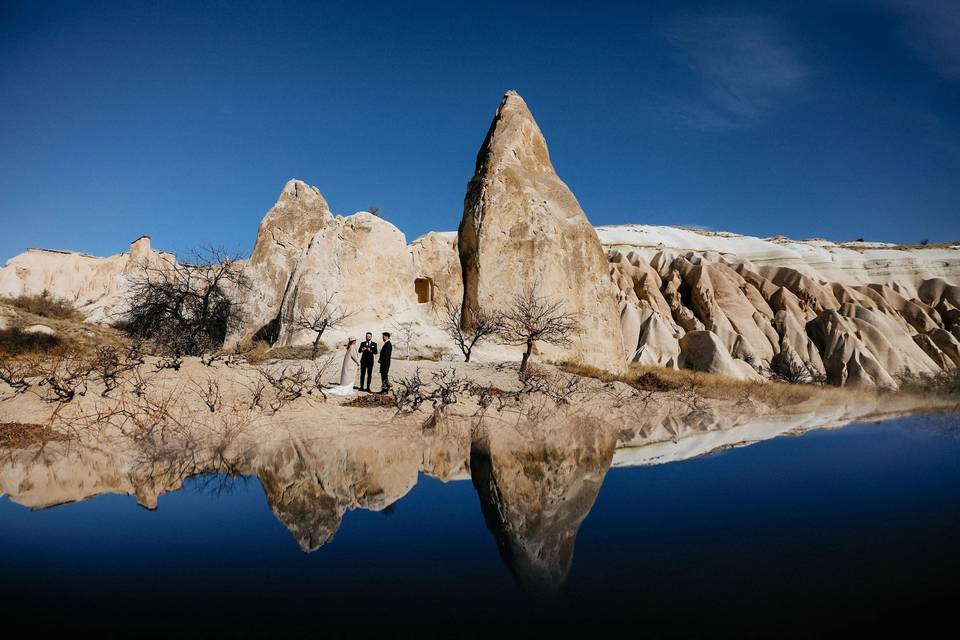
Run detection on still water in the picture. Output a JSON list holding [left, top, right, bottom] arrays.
[[2, 414, 959, 636]]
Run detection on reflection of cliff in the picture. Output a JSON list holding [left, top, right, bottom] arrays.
[[470, 416, 617, 595], [254, 434, 421, 552]]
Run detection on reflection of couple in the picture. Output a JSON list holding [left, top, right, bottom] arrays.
[[330, 331, 392, 396]]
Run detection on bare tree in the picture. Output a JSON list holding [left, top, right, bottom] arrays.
[[498, 286, 580, 372], [439, 297, 502, 362], [391, 321, 421, 359], [122, 245, 248, 357], [291, 292, 356, 358]]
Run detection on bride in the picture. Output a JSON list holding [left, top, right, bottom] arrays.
[[328, 338, 359, 396]]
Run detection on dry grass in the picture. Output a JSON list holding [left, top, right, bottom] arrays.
[[238, 340, 328, 364], [557, 361, 843, 406], [0, 422, 70, 447], [2, 299, 128, 355], [0, 327, 67, 356], [3, 291, 82, 321]]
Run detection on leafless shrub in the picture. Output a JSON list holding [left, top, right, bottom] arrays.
[[439, 297, 502, 362], [0, 357, 31, 397], [29, 352, 92, 404], [517, 366, 580, 404], [154, 354, 183, 371], [254, 356, 334, 413], [291, 292, 357, 358], [129, 366, 150, 398], [89, 344, 143, 397], [391, 321, 421, 359], [190, 377, 222, 413], [392, 368, 472, 414], [497, 285, 580, 372], [121, 245, 248, 357], [244, 376, 268, 410], [768, 357, 826, 386]]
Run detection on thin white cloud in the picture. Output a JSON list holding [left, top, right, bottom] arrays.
[[885, 0, 960, 81], [663, 11, 807, 130]]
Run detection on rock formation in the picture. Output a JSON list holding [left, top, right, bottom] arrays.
[[0, 236, 168, 323], [410, 231, 462, 308], [255, 435, 420, 552], [606, 226, 959, 388], [226, 179, 333, 345], [458, 91, 624, 371]]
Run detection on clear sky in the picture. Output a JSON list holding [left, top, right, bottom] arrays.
[[1, 0, 958, 260]]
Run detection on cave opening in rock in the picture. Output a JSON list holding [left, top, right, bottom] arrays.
[[415, 277, 433, 304]]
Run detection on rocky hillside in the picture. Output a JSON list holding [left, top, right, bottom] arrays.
[[604, 227, 959, 387], [1, 91, 958, 389]]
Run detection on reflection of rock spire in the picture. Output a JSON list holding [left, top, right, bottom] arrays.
[[469, 416, 616, 595], [253, 435, 421, 553], [257, 453, 344, 553]]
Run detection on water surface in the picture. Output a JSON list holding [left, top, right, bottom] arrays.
[[2, 414, 958, 636]]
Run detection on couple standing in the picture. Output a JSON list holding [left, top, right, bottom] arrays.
[[331, 331, 392, 396]]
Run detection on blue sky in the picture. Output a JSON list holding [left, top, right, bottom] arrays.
[[1, 0, 958, 260]]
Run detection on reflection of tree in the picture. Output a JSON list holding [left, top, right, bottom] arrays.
[[470, 416, 616, 596]]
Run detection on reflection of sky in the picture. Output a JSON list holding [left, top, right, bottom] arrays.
[[2, 414, 959, 632]]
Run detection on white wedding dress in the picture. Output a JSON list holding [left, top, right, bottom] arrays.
[[329, 343, 359, 396]]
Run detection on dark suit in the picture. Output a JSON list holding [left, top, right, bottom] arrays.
[[379, 340, 393, 391], [359, 340, 377, 390]]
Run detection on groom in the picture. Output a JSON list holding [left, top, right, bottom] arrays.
[[378, 332, 392, 393], [359, 332, 377, 392]]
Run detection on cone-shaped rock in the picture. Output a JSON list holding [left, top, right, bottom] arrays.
[[459, 91, 624, 370], [226, 179, 333, 346]]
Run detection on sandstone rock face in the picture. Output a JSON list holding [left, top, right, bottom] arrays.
[[227, 180, 333, 345], [0, 237, 168, 323], [597, 224, 960, 293], [225, 179, 440, 350], [678, 330, 762, 380], [458, 91, 624, 371], [606, 234, 959, 388], [410, 231, 462, 307], [275, 211, 419, 347]]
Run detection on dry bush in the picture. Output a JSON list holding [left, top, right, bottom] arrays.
[[392, 368, 473, 414], [897, 370, 960, 397], [89, 344, 144, 397], [264, 345, 327, 360], [121, 245, 248, 357], [190, 376, 223, 413], [3, 290, 82, 320], [251, 356, 335, 413], [768, 358, 826, 386]]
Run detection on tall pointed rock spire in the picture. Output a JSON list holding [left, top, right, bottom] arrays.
[[458, 91, 625, 371]]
